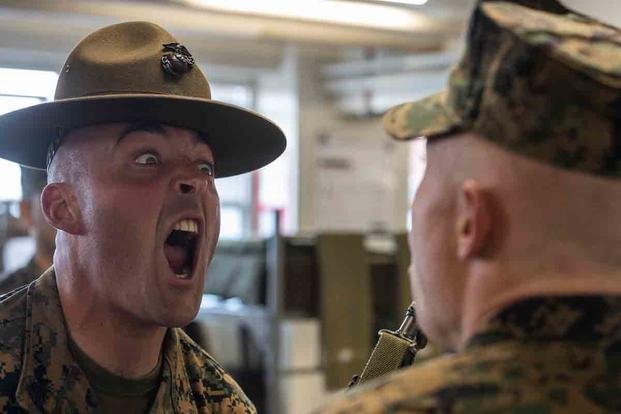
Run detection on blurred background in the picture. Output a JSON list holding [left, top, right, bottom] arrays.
[[0, 0, 616, 412]]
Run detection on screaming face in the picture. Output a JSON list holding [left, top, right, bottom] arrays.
[[58, 122, 220, 328]]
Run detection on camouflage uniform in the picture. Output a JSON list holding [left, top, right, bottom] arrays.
[[317, 0, 621, 412], [0, 268, 256, 413], [0, 257, 41, 296], [317, 296, 621, 413]]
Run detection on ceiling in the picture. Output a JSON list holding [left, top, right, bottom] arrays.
[[0, 0, 616, 116], [0, 0, 475, 71]]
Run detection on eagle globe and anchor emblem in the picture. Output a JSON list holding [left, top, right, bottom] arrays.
[[161, 42, 195, 77]]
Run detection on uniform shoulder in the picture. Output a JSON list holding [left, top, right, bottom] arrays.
[[175, 328, 256, 413], [0, 286, 28, 411], [0, 261, 39, 295], [176, 327, 228, 376], [0, 284, 28, 332], [316, 342, 525, 414], [317, 336, 619, 414]]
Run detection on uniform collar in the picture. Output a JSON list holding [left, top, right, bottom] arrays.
[[15, 268, 194, 413], [152, 328, 193, 413], [15, 268, 95, 412], [467, 295, 621, 350]]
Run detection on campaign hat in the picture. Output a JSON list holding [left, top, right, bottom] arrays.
[[0, 21, 286, 178]]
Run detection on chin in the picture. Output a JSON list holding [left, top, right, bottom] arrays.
[[158, 309, 199, 328], [152, 296, 202, 328]]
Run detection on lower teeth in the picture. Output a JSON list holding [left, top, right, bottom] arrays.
[[175, 266, 192, 279]]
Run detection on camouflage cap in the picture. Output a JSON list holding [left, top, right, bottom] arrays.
[[384, 0, 621, 177]]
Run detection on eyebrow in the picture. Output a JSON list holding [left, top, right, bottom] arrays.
[[116, 122, 167, 145], [116, 122, 211, 148]]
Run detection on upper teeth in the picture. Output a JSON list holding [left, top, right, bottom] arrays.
[[174, 219, 198, 233]]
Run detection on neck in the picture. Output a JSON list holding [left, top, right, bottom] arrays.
[[459, 261, 621, 350], [56, 262, 166, 378]]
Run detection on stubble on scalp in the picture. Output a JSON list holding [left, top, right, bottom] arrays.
[[433, 132, 621, 267], [46, 129, 93, 186]]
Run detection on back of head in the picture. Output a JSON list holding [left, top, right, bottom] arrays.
[[432, 133, 621, 268], [415, 132, 621, 350]]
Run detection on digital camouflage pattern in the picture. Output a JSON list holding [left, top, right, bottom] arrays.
[[0, 258, 41, 296], [383, 0, 621, 177], [316, 296, 621, 413], [0, 268, 256, 413]]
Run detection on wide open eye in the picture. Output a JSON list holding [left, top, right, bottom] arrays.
[[134, 152, 160, 166], [198, 162, 214, 177]]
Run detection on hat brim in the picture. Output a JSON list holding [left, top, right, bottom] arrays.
[[0, 94, 286, 178], [382, 91, 462, 141]]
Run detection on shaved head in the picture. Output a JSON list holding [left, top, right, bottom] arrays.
[[430, 133, 621, 266], [409, 131, 621, 350], [47, 129, 89, 187]]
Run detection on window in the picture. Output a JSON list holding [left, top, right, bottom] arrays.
[[0, 69, 57, 271], [0, 68, 58, 202], [210, 81, 257, 240]]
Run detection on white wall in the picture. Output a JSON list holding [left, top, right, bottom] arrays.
[[297, 55, 411, 234], [255, 46, 300, 236]]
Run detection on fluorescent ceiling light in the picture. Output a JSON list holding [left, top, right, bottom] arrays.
[[182, 0, 433, 31], [372, 0, 428, 4]]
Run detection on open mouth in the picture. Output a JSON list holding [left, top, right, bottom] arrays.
[[164, 219, 199, 279]]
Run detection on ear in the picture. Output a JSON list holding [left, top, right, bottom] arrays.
[[40, 183, 83, 235], [19, 199, 34, 229], [455, 179, 492, 260]]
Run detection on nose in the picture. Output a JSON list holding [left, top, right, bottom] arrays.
[[179, 181, 195, 194], [172, 167, 206, 195]]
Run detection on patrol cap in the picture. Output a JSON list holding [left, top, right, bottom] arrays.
[[384, 0, 621, 177], [0, 21, 286, 178]]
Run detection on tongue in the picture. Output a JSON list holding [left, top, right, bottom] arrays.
[[164, 244, 188, 274]]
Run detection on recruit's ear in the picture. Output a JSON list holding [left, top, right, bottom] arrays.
[[40, 183, 83, 235], [455, 179, 492, 260]]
